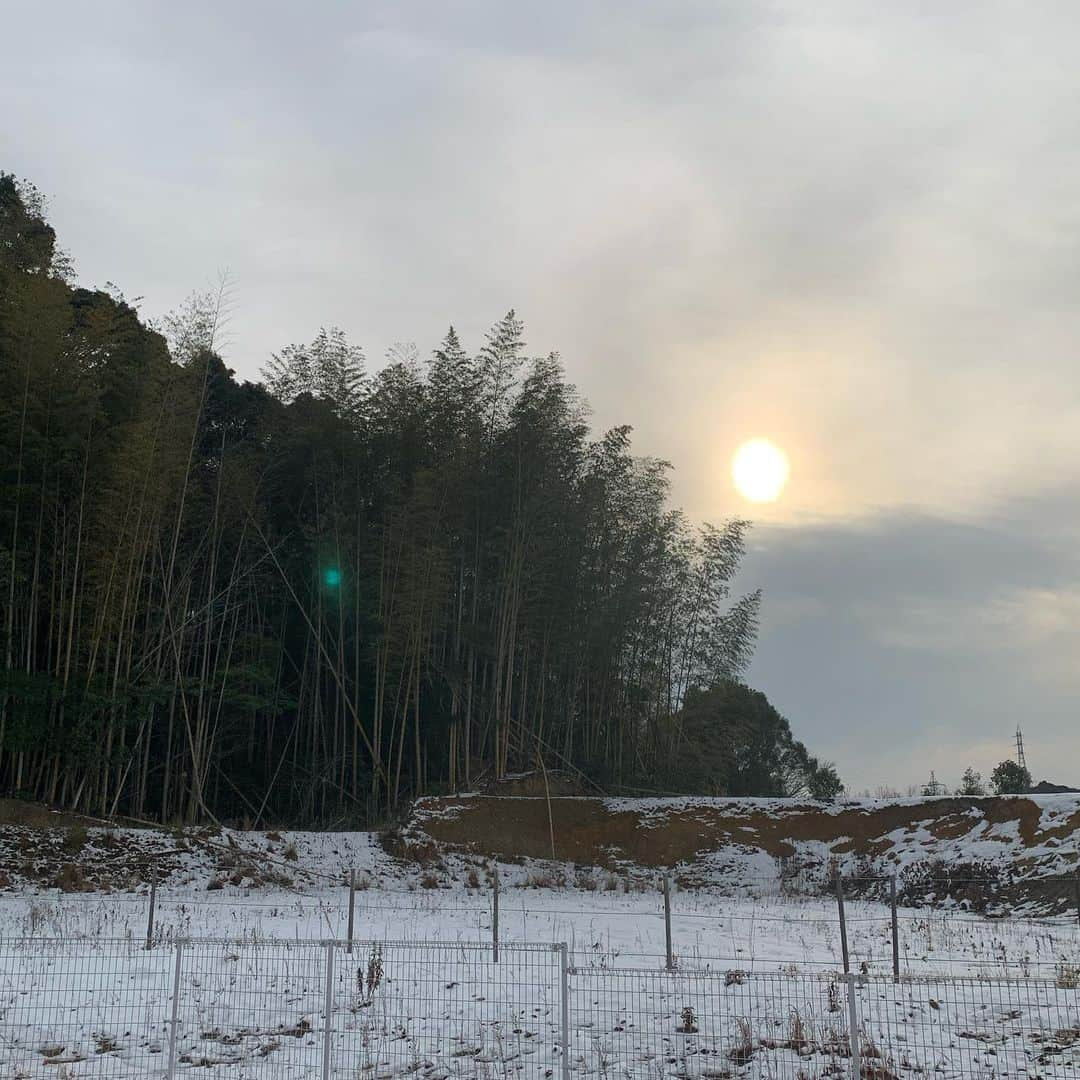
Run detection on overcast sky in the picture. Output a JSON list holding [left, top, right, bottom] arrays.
[[6, 1, 1080, 791]]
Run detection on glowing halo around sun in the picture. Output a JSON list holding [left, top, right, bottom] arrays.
[[732, 438, 790, 503]]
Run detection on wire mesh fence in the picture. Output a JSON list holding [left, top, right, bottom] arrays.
[[1, 869, 1076, 979], [0, 937, 1077, 1078], [0, 938, 566, 1079], [0, 936, 177, 1076], [855, 973, 1080, 1080], [175, 938, 327, 1074], [570, 965, 858, 1080], [570, 964, 1080, 1080], [326, 940, 565, 1080]]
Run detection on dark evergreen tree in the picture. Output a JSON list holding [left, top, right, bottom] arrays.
[[665, 681, 843, 797], [990, 760, 1031, 795]]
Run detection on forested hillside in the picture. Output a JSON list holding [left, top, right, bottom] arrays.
[[0, 175, 832, 825]]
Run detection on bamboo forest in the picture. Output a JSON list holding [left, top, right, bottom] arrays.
[[0, 174, 840, 825]]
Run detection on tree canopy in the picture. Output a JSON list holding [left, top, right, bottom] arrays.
[[990, 760, 1031, 795], [665, 681, 843, 799], [957, 767, 986, 795], [0, 174, 837, 824]]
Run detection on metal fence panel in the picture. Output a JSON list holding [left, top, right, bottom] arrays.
[[568, 964, 855, 1080], [326, 940, 564, 1079], [0, 938, 565, 1078], [0, 937, 176, 1077], [854, 974, 1080, 1080], [0, 937, 1077, 1079], [173, 938, 328, 1077]]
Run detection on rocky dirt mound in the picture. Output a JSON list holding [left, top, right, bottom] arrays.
[[0, 799, 358, 893]]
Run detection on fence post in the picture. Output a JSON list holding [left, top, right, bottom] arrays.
[[166, 939, 184, 1080], [145, 871, 157, 951], [558, 942, 571, 1080], [889, 875, 900, 982], [492, 865, 500, 963], [844, 971, 861, 1080], [835, 874, 850, 974], [1074, 873, 1080, 930], [663, 876, 674, 971], [347, 869, 356, 955], [322, 941, 335, 1080]]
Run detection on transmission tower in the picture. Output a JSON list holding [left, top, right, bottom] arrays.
[[1015, 726, 1027, 771]]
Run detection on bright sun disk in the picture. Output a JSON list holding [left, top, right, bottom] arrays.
[[732, 438, 789, 503]]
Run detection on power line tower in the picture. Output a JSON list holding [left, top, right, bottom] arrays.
[[923, 770, 944, 797], [1015, 726, 1027, 771]]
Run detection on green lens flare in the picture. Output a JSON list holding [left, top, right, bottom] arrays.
[[323, 568, 342, 587]]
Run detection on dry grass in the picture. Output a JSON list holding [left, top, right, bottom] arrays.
[[727, 1017, 755, 1065], [60, 827, 88, 856], [1056, 961, 1080, 989], [52, 863, 92, 893], [523, 869, 567, 889]]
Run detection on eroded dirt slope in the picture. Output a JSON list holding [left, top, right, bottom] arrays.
[[402, 793, 1080, 911]]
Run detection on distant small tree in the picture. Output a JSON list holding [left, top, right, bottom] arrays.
[[958, 767, 986, 795], [807, 763, 844, 802], [990, 760, 1031, 795]]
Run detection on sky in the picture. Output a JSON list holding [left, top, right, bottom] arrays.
[[5, 1, 1080, 792]]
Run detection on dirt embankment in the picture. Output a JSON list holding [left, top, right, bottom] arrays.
[[0, 799, 316, 893], [401, 794, 1080, 911]]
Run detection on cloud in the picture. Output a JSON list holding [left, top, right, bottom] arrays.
[[5, 0, 1080, 789], [740, 492, 1080, 790], [871, 585, 1080, 669]]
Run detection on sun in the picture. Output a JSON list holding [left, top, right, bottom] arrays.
[[732, 438, 789, 503]]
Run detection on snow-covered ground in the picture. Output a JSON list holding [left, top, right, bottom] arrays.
[[0, 809, 1078, 1078], [1, 879, 1078, 1078], [2, 884, 1078, 978]]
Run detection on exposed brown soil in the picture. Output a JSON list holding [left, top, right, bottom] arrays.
[[0, 809, 302, 893], [401, 794, 1080, 910], [0, 797, 103, 829], [0, 823, 183, 891], [407, 795, 1075, 866]]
